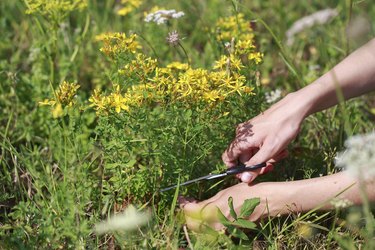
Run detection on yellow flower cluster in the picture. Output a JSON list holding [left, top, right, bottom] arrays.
[[89, 56, 254, 114], [117, 0, 142, 16], [39, 81, 80, 118], [166, 62, 189, 71], [89, 12, 261, 115], [25, 0, 87, 17], [215, 13, 254, 43], [95, 32, 141, 59], [155, 67, 253, 102], [118, 53, 157, 81], [214, 14, 263, 65], [89, 84, 154, 114]]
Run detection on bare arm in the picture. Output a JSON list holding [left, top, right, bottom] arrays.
[[182, 172, 375, 231], [294, 38, 375, 116]]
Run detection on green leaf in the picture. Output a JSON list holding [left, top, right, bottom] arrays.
[[231, 218, 257, 230], [226, 226, 249, 240], [169, 175, 181, 221], [228, 196, 237, 220], [217, 208, 232, 227], [239, 198, 260, 218]]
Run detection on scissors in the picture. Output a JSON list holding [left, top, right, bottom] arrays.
[[160, 162, 266, 192]]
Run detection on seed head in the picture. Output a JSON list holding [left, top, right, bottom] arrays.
[[166, 30, 180, 46]]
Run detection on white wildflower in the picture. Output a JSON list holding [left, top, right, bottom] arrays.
[[335, 132, 375, 180], [265, 88, 282, 104], [95, 205, 150, 234], [330, 197, 353, 209], [144, 9, 185, 25], [286, 8, 338, 46]]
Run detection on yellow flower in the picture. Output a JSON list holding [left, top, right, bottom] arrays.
[[203, 90, 222, 103], [39, 99, 56, 106], [55, 81, 80, 106], [118, 53, 157, 80], [38, 81, 79, 117], [213, 55, 229, 71], [111, 93, 129, 113], [235, 40, 255, 55], [97, 33, 141, 58], [214, 13, 254, 42], [25, 0, 87, 18], [117, 0, 142, 16], [166, 62, 189, 71], [214, 55, 243, 72], [89, 89, 111, 114], [248, 52, 263, 64], [52, 103, 63, 118]]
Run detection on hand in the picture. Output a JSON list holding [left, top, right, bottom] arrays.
[[180, 182, 283, 231], [222, 93, 307, 183]]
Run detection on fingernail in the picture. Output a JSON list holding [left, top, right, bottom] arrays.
[[241, 172, 255, 183]]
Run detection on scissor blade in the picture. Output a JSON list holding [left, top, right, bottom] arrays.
[[160, 173, 227, 192]]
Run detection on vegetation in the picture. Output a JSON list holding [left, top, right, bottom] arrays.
[[0, 0, 374, 248]]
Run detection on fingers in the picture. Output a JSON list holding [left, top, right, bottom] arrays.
[[240, 149, 288, 183], [244, 139, 279, 166], [270, 149, 288, 162], [222, 137, 259, 167], [240, 162, 274, 183]]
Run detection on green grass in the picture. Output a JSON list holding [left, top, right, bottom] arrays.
[[1, 0, 375, 249]]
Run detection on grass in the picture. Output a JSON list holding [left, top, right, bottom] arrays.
[[1, 0, 375, 249]]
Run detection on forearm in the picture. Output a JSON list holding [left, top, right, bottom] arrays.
[[291, 38, 375, 118], [271, 172, 375, 215]]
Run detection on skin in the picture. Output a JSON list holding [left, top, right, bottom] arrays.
[[181, 172, 375, 231], [182, 38, 375, 229]]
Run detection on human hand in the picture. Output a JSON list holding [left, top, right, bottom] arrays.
[[222, 93, 307, 183], [180, 182, 283, 231]]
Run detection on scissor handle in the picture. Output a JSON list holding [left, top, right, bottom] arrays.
[[226, 162, 266, 175]]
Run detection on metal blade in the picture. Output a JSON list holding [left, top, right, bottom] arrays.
[[160, 173, 227, 192]]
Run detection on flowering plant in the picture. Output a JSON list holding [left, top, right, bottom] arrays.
[[84, 13, 265, 205]]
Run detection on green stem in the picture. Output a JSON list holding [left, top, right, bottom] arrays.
[[178, 42, 190, 66]]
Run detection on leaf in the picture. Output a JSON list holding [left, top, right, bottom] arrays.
[[228, 196, 237, 220], [239, 198, 260, 218], [226, 226, 249, 240], [217, 208, 232, 227], [169, 175, 181, 221], [231, 218, 257, 230]]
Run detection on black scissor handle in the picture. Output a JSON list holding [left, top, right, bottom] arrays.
[[225, 162, 267, 175]]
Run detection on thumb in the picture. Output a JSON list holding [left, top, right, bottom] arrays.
[[239, 162, 274, 183]]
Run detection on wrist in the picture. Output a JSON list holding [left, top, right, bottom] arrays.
[[288, 91, 314, 119]]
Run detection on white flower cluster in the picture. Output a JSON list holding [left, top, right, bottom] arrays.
[[144, 9, 185, 25], [265, 89, 282, 104], [335, 132, 375, 180], [330, 197, 353, 209], [286, 8, 338, 45]]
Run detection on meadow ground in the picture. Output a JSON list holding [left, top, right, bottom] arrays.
[[1, 0, 374, 249]]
